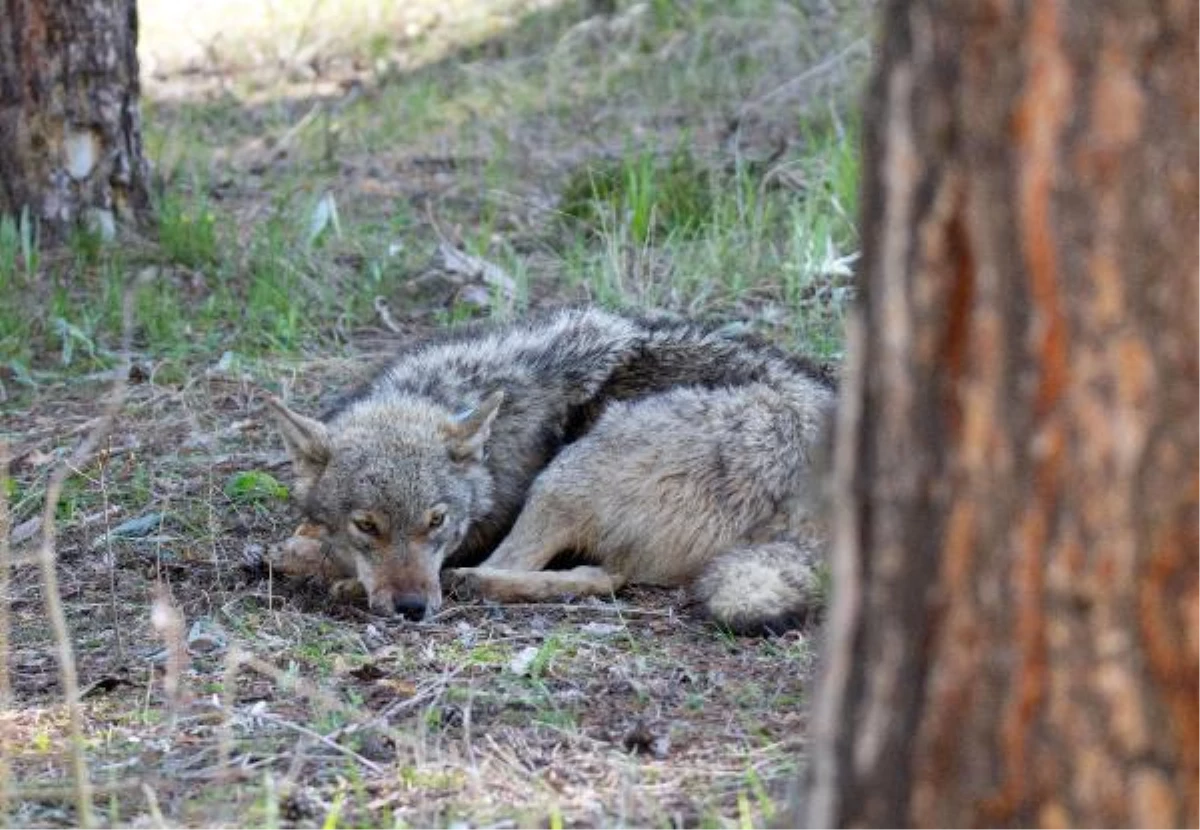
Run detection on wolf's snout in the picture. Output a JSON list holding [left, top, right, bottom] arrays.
[[388, 594, 428, 621]]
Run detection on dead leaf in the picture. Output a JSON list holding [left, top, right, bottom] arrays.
[[10, 517, 41, 546], [13, 447, 55, 471], [81, 671, 135, 698], [347, 661, 386, 681], [186, 617, 228, 655]]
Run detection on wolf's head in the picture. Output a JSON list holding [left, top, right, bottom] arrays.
[[266, 390, 503, 620]]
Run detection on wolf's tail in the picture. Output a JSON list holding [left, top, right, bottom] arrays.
[[692, 539, 826, 635]]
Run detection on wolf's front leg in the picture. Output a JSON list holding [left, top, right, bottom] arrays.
[[479, 465, 589, 572], [444, 566, 625, 603]]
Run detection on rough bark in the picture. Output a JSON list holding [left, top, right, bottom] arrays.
[[0, 0, 150, 238], [806, 1, 1198, 827]]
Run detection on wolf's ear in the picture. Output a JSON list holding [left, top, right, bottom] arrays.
[[440, 390, 504, 463], [266, 396, 332, 482]]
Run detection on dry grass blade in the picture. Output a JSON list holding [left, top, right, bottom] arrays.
[[739, 36, 870, 116], [220, 647, 420, 774], [373, 296, 403, 333], [231, 648, 391, 735], [30, 287, 134, 827], [0, 440, 11, 824], [6, 780, 149, 802], [150, 587, 187, 717], [255, 711, 384, 775]]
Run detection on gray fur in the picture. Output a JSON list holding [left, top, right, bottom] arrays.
[[266, 307, 833, 628], [452, 381, 834, 633]]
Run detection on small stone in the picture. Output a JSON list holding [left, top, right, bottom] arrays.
[[186, 617, 227, 655], [508, 645, 539, 676], [108, 512, 165, 539], [84, 207, 116, 241], [241, 542, 266, 568]]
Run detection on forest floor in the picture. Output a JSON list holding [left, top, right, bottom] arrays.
[[1, 0, 871, 826]]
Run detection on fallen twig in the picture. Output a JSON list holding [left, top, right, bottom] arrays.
[[425, 601, 675, 623], [739, 37, 869, 116], [0, 440, 11, 823], [433, 242, 517, 300], [222, 647, 419, 769]]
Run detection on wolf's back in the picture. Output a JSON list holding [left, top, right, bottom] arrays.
[[330, 308, 832, 423], [324, 308, 644, 418], [591, 378, 831, 634]]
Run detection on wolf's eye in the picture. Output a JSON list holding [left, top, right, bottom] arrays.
[[352, 516, 380, 536], [427, 505, 447, 530]]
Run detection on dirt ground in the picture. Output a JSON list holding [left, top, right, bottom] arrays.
[[2, 0, 869, 826], [5, 367, 818, 827]]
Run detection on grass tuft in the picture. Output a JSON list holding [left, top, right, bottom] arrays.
[[224, 471, 290, 505], [155, 186, 221, 270], [559, 146, 719, 243]]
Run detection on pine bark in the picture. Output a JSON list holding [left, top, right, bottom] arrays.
[[806, 1, 1198, 827], [0, 0, 150, 238]]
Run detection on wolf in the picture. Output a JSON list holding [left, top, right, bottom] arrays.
[[444, 379, 832, 633], [265, 307, 834, 631]]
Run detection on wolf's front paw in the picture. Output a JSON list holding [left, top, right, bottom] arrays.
[[443, 568, 485, 600], [268, 533, 327, 576], [268, 522, 357, 584]]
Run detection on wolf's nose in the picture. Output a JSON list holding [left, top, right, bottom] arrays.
[[392, 595, 427, 621]]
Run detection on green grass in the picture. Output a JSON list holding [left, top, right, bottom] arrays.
[[553, 122, 860, 354], [155, 184, 221, 270], [4, 5, 862, 817], [0, 0, 865, 390], [0, 208, 41, 379], [224, 470, 290, 505], [559, 145, 720, 243]]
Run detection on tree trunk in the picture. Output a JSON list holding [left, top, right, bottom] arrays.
[[805, 1, 1197, 827], [0, 0, 150, 239]]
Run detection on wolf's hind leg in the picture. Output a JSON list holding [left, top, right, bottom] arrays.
[[693, 539, 825, 634], [445, 566, 625, 603]]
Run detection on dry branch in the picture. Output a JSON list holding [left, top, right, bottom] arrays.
[[0, 440, 11, 823]]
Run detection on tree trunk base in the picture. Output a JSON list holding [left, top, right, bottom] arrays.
[[0, 0, 150, 239]]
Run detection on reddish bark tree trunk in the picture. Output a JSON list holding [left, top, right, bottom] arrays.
[[0, 0, 150, 238], [805, 1, 1198, 826]]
